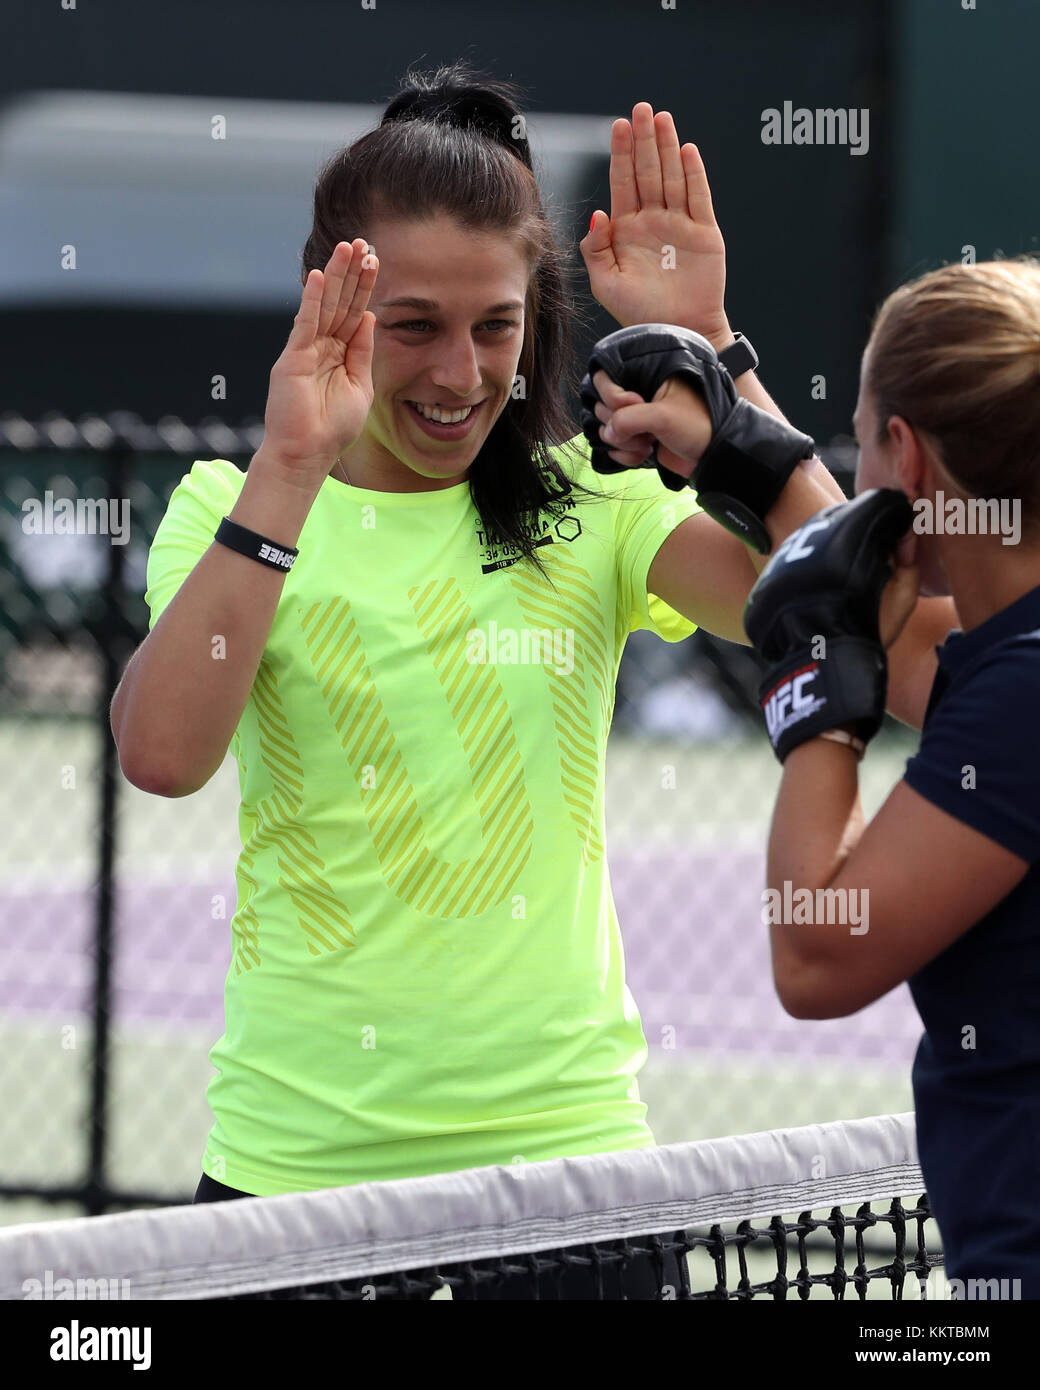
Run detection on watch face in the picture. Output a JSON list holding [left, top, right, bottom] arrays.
[[721, 338, 758, 377]]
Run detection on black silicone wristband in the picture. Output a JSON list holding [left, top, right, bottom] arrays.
[[215, 516, 299, 572]]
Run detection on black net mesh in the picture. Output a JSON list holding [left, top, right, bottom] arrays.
[[214, 1196, 938, 1302]]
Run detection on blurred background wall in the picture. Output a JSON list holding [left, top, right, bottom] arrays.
[[5, 0, 895, 431]]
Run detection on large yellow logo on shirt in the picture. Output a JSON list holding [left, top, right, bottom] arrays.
[[232, 659, 357, 970], [300, 580, 535, 917], [233, 538, 614, 960]]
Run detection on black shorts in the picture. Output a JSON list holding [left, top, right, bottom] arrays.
[[193, 1172, 247, 1203], [191, 1171, 683, 1299]]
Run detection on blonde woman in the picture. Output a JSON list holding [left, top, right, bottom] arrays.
[[597, 259, 1040, 1296]]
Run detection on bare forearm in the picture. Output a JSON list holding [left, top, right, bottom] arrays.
[[768, 741, 863, 889], [884, 595, 957, 730], [766, 740, 864, 985], [708, 331, 808, 436], [112, 451, 320, 796]]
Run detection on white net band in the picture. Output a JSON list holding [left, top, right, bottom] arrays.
[[0, 1111, 923, 1300]]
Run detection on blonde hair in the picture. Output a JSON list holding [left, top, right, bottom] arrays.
[[866, 258, 1040, 519]]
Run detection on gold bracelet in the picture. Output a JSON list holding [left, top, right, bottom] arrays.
[[817, 729, 866, 759]]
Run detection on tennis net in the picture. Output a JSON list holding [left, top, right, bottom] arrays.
[[0, 1112, 942, 1301]]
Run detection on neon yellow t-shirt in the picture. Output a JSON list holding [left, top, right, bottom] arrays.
[[145, 436, 701, 1194]]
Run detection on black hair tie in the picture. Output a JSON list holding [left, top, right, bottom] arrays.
[[382, 89, 531, 168]]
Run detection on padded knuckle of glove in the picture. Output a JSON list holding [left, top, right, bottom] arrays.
[[742, 488, 914, 762], [579, 324, 727, 489], [580, 324, 814, 552]]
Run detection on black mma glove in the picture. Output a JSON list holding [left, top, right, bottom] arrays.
[[579, 323, 814, 554], [743, 488, 914, 762]]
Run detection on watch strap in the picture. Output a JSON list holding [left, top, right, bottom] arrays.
[[718, 332, 759, 379]]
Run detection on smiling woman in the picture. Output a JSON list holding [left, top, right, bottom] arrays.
[[298, 68, 607, 561], [110, 60, 865, 1301], [344, 217, 530, 484], [109, 61, 714, 1303], [377, 289, 527, 440]]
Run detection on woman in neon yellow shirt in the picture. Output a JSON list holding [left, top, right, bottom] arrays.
[[112, 62, 954, 1299]]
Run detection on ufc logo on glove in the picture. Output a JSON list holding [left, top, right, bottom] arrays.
[[779, 518, 833, 563], [762, 664, 826, 744], [743, 490, 914, 762]]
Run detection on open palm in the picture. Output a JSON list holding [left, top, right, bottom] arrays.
[[263, 238, 379, 480], [580, 104, 728, 344]]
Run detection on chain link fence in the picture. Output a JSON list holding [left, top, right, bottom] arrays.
[[0, 414, 919, 1225]]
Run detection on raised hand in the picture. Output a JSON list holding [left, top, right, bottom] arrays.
[[579, 104, 728, 346], [260, 239, 379, 485]]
